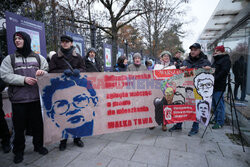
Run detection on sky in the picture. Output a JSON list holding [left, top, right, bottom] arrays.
[[181, 0, 220, 52]]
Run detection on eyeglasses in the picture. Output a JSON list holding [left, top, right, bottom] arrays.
[[52, 93, 98, 115], [198, 82, 213, 89]]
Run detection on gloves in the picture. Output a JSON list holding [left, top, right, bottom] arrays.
[[73, 69, 80, 77], [64, 69, 73, 77]]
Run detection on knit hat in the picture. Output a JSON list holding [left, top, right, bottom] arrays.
[[133, 52, 141, 59], [160, 51, 172, 59], [214, 45, 225, 52]]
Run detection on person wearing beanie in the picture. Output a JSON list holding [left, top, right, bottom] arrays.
[[114, 55, 128, 72], [0, 31, 49, 163], [85, 47, 102, 72], [127, 52, 147, 71], [154, 51, 176, 70], [211, 45, 231, 129], [48, 35, 86, 151], [168, 43, 211, 136]]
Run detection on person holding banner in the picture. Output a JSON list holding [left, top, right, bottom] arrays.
[[85, 48, 102, 72], [169, 43, 211, 136], [48, 35, 86, 151], [127, 53, 147, 71], [154, 51, 176, 70], [0, 31, 49, 163]]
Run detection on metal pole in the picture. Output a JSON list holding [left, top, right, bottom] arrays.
[[125, 40, 128, 58]]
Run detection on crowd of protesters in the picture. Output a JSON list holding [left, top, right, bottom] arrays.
[[0, 31, 236, 164]]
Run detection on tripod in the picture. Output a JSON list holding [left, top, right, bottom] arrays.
[[201, 73, 245, 152]]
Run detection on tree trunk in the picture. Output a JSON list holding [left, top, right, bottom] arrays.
[[111, 29, 118, 68]]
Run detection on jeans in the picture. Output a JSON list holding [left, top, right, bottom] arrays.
[[234, 81, 246, 100], [175, 122, 199, 131], [212, 91, 225, 126]]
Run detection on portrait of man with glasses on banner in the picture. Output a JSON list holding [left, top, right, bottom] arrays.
[[194, 73, 214, 101], [42, 75, 99, 139]]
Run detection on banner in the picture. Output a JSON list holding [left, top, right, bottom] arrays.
[[103, 43, 112, 71], [38, 69, 214, 145], [66, 31, 85, 57], [117, 47, 124, 60], [163, 105, 196, 124], [160, 69, 214, 126], [5, 11, 47, 57]]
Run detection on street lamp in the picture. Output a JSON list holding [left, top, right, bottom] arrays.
[[90, 22, 97, 48], [124, 39, 128, 58]]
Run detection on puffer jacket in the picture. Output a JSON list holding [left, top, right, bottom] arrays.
[[182, 51, 211, 68]]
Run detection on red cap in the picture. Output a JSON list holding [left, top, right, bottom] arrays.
[[215, 45, 225, 52]]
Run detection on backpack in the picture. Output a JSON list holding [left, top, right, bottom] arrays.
[[10, 53, 41, 69]]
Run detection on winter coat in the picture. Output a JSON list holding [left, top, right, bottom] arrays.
[[172, 57, 182, 69], [232, 56, 247, 83], [49, 47, 86, 73], [85, 57, 102, 72], [212, 53, 231, 91], [154, 97, 168, 125], [127, 63, 147, 71], [182, 51, 211, 68], [114, 64, 127, 72], [0, 51, 48, 103]]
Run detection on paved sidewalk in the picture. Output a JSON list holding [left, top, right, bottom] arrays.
[[0, 122, 249, 167]]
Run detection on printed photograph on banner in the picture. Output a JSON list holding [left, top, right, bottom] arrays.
[[195, 99, 212, 126], [15, 26, 41, 54], [193, 72, 214, 101]]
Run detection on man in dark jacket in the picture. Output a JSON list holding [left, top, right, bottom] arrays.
[[169, 43, 211, 136], [49, 35, 86, 151], [211, 45, 231, 129], [85, 48, 101, 72], [233, 56, 247, 102], [0, 31, 48, 163]]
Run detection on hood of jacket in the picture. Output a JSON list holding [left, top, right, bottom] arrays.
[[86, 47, 97, 58], [13, 31, 32, 57]]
